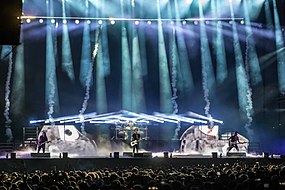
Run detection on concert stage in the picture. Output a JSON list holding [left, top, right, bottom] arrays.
[[0, 152, 284, 172]]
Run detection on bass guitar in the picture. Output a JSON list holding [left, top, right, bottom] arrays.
[[37, 140, 51, 147]]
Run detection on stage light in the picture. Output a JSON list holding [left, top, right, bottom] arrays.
[[174, 0, 194, 95], [46, 6, 59, 123], [12, 34, 25, 120], [26, 19, 31, 23], [75, 20, 79, 24], [157, 0, 172, 113], [61, 0, 75, 81], [98, 20, 103, 25], [110, 20, 115, 25], [194, 20, 198, 25], [256, 0, 265, 5], [160, 0, 169, 8], [135, 20, 139, 25], [131, 19, 146, 112], [39, 19, 43, 23], [242, 0, 262, 86], [199, 0, 215, 117], [205, 20, 210, 25], [199, 0, 210, 6], [273, 0, 285, 93], [229, 20, 233, 24], [87, 20, 91, 25], [95, 29, 107, 113], [170, 21, 174, 25], [213, 0, 228, 84], [230, 2, 254, 140], [185, 0, 193, 4], [147, 20, 152, 25]]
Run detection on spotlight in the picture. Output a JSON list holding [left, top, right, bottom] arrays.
[[51, 19, 55, 24], [185, 0, 194, 4], [39, 19, 44, 23], [147, 20, 152, 25], [240, 20, 245, 25], [229, 20, 233, 24], [87, 20, 91, 25], [205, 20, 210, 25], [62, 19, 67, 24], [110, 20, 115, 25], [75, 20, 79, 24], [217, 21, 222, 24], [170, 21, 174, 25], [194, 20, 199, 25], [182, 20, 187, 25], [98, 20, 103, 25], [26, 19, 31, 23], [135, 20, 139, 25]]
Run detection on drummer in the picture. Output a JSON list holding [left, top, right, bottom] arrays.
[[125, 120, 135, 130]]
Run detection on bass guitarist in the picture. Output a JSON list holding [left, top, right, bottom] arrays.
[[37, 130, 48, 153], [227, 131, 241, 153], [131, 127, 141, 153]]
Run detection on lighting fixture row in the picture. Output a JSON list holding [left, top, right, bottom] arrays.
[[24, 18, 246, 25]]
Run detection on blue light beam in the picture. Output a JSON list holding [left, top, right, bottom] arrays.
[[46, 0, 59, 123], [157, 0, 173, 113], [230, 2, 254, 140], [95, 29, 107, 114], [62, 0, 75, 81], [273, 0, 285, 93], [212, 0, 227, 84], [243, 0, 263, 86], [121, 0, 132, 110], [199, 1, 215, 117], [174, 0, 194, 95]]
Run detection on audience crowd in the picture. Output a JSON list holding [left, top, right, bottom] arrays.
[[1, 161, 285, 190]]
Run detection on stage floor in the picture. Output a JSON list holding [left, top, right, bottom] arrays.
[[0, 151, 283, 172]]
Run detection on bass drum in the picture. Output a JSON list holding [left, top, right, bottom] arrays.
[[117, 130, 128, 140]]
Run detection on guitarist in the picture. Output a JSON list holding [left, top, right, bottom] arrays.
[[131, 128, 141, 153], [37, 130, 48, 153], [227, 131, 240, 153]]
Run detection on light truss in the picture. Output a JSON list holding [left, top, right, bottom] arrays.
[[21, 16, 244, 22], [30, 110, 223, 125]]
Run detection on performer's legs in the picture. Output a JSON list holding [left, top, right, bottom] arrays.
[[234, 144, 239, 151], [227, 145, 233, 153], [37, 145, 42, 153], [134, 144, 139, 153], [42, 144, 46, 153]]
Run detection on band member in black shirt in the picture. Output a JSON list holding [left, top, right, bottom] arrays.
[[37, 130, 48, 153], [131, 128, 141, 153], [227, 131, 240, 153]]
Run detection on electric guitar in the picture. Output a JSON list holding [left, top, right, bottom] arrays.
[[130, 138, 145, 147], [37, 140, 51, 147], [229, 141, 247, 146]]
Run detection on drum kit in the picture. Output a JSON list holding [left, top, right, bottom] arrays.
[[115, 121, 146, 140]]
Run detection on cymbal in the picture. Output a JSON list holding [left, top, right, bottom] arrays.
[[124, 126, 131, 130]]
